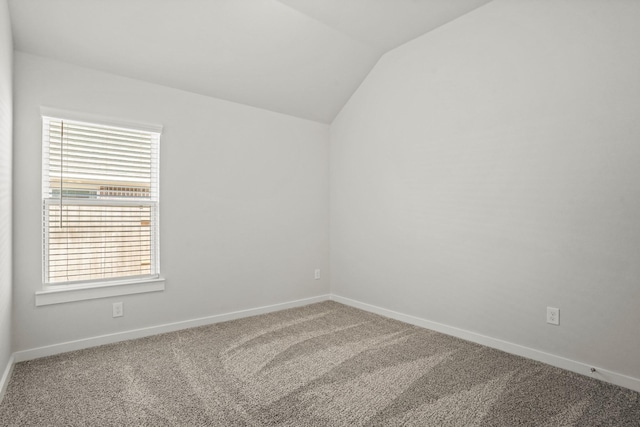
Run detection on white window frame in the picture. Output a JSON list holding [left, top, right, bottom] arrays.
[[36, 107, 165, 306]]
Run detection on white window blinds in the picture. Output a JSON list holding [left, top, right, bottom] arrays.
[[42, 115, 161, 285]]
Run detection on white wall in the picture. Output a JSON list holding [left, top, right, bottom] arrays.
[[331, 0, 640, 380], [13, 52, 329, 352], [0, 0, 13, 376]]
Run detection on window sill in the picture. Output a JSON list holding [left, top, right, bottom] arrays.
[[35, 277, 165, 306]]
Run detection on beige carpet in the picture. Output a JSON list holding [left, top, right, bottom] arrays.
[[1, 301, 639, 426]]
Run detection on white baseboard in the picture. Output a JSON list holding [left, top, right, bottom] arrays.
[[13, 294, 330, 363], [331, 294, 640, 394], [0, 353, 15, 403]]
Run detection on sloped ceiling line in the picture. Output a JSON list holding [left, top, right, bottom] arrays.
[[8, 0, 492, 123]]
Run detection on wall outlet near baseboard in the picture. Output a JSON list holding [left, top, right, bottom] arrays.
[[314, 269, 321, 280], [547, 307, 559, 325], [113, 302, 124, 318]]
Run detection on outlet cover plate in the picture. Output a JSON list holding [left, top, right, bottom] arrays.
[[113, 302, 124, 318], [547, 307, 559, 325]]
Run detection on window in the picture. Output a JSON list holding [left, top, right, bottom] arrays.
[[42, 113, 161, 288]]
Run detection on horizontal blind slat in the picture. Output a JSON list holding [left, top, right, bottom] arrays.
[[49, 245, 151, 255], [49, 141, 152, 157], [48, 125, 152, 143], [50, 268, 152, 280], [49, 148, 151, 163], [48, 122, 152, 137], [50, 256, 151, 264]]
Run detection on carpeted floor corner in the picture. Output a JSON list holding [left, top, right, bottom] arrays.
[[1, 301, 639, 426]]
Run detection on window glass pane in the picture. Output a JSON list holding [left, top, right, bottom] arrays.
[[42, 116, 160, 286]]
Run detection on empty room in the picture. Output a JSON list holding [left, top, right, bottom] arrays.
[[1, 0, 639, 425]]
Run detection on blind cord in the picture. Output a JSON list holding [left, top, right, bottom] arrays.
[[59, 120, 64, 227]]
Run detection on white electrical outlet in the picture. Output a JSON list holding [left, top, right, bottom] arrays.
[[112, 302, 124, 318], [314, 269, 321, 280], [546, 307, 559, 325]]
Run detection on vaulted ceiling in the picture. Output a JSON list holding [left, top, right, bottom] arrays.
[[8, 0, 492, 123]]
